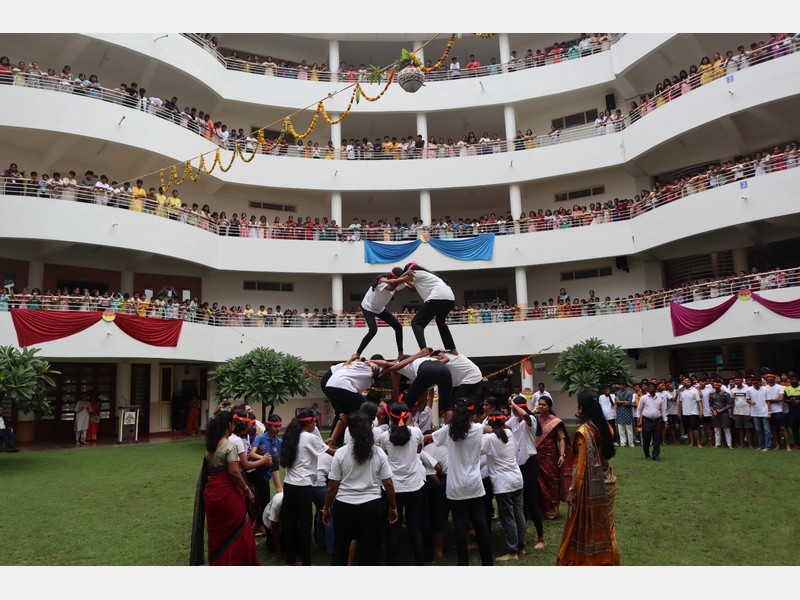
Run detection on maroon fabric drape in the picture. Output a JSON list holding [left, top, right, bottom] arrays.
[[10, 309, 101, 346], [113, 313, 183, 347], [670, 295, 737, 336], [9, 309, 182, 347], [752, 292, 800, 318]]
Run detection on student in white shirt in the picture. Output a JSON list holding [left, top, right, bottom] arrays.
[[322, 355, 383, 447], [355, 267, 414, 358], [677, 377, 703, 448], [425, 397, 493, 566], [322, 411, 397, 566], [598, 384, 617, 442], [400, 262, 457, 353], [378, 348, 454, 423], [764, 372, 791, 451], [435, 350, 483, 402], [377, 401, 426, 565], [746, 377, 772, 451], [507, 395, 546, 550], [279, 409, 335, 566], [482, 410, 526, 561]]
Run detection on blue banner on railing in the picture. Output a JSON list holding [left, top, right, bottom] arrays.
[[364, 234, 495, 264]]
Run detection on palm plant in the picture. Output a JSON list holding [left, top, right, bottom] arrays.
[[0, 346, 60, 416], [551, 337, 634, 397]]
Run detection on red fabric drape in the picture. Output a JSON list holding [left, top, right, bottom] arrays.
[[10, 309, 101, 346], [670, 295, 737, 336], [752, 292, 800, 318], [9, 309, 182, 347], [113, 313, 183, 347]]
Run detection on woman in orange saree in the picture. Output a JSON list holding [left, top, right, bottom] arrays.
[[557, 389, 620, 566], [533, 396, 570, 519], [185, 397, 202, 436]]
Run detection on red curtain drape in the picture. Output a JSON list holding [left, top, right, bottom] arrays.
[[9, 309, 183, 347], [670, 295, 737, 336], [113, 313, 183, 347], [10, 309, 101, 346], [752, 292, 800, 318]]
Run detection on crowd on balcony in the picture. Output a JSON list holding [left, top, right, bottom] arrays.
[[3, 33, 796, 164], [2, 266, 797, 329], [188, 33, 618, 81], [3, 139, 798, 242]]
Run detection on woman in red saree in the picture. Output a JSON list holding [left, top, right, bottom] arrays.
[[190, 411, 259, 566], [557, 389, 620, 566], [86, 396, 102, 442], [533, 396, 570, 519]]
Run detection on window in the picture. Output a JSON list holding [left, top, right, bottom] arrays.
[[464, 289, 509, 306], [554, 185, 605, 203], [243, 281, 294, 292], [248, 202, 297, 212], [551, 108, 598, 131], [560, 266, 612, 281]]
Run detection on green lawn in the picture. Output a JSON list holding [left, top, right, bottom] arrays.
[[1, 440, 798, 566]]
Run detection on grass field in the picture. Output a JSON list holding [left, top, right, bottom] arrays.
[[1, 438, 798, 567]]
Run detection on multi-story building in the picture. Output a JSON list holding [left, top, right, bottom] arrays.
[[2, 32, 799, 444]]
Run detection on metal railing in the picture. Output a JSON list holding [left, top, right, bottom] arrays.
[[180, 33, 623, 82], [3, 266, 798, 329]]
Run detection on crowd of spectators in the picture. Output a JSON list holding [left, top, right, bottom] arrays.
[[2, 33, 797, 163], [2, 266, 797, 329], [3, 139, 797, 242]]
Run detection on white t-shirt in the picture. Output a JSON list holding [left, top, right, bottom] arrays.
[[481, 432, 524, 494], [432, 423, 485, 500], [413, 406, 432, 433], [599, 393, 617, 420], [764, 383, 785, 414], [746, 386, 770, 418], [409, 269, 455, 302], [377, 427, 425, 493], [262, 492, 283, 528], [325, 361, 375, 393], [328, 444, 392, 505], [443, 353, 482, 387], [361, 281, 406, 314], [284, 431, 329, 486], [397, 357, 437, 384], [730, 386, 750, 415], [663, 391, 679, 415], [314, 451, 334, 487], [700, 385, 713, 416], [424, 442, 448, 474], [228, 432, 249, 457], [506, 415, 538, 464], [419, 449, 439, 476], [678, 388, 701, 416]]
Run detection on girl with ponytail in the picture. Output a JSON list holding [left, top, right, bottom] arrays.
[[377, 401, 426, 565], [482, 411, 526, 561], [355, 267, 414, 358], [425, 397, 493, 566], [400, 262, 457, 353]]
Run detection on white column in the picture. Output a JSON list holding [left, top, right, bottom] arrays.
[[498, 34, 511, 74], [331, 274, 343, 314], [509, 184, 522, 233], [329, 40, 340, 82], [515, 266, 528, 310], [121, 271, 134, 295], [330, 117, 342, 160], [732, 247, 749, 274], [416, 113, 428, 148], [27, 260, 44, 290], [503, 105, 517, 153], [330, 192, 342, 225], [415, 42, 425, 65], [419, 190, 432, 228]]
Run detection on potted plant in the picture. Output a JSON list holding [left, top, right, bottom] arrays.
[[0, 346, 59, 416]]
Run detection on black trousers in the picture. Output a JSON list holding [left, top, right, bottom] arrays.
[[356, 308, 404, 356], [450, 496, 493, 566], [245, 465, 271, 527], [411, 299, 456, 350], [282, 483, 314, 565], [387, 489, 425, 565], [405, 360, 453, 413], [642, 417, 663, 459], [789, 406, 800, 446], [332, 498, 383, 566], [519, 454, 544, 538]]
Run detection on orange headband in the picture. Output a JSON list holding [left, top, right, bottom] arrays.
[[392, 410, 410, 427], [233, 414, 255, 424], [487, 415, 505, 422]]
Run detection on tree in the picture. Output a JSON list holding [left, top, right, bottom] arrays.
[[0, 346, 60, 416], [209, 347, 313, 419], [551, 337, 634, 396]]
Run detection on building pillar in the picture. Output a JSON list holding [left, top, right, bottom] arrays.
[[509, 184, 522, 233], [330, 192, 342, 226], [414, 42, 425, 65], [416, 113, 428, 151], [504, 105, 517, 153], [515, 266, 528, 310], [329, 40, 340, 82], [419, 190, 432, 228], [121, 271, 134, 295], [27, 260, 43, 290], [742, 342, 760, 374], [330, 117, 342, 160], [498, 34, 511, 74], [732, 247, 749, 274], [520, 357, 534, 393], [331, 274, 343, 314]]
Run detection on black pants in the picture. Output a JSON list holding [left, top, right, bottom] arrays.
[[282, 483, 314, 565], [332, 498, 383, 566], [0, 429, 18, 451], [453, 381, 480, 403], [642, 417, 663, 459], [387, 488, 425, 565], [519, 455, 544, 538], [356, 308, 404, 356], [789, 406, 800, 446], [482, 476, 495, 528], [246, 466, 271, 527], [411, 299, 456, 350], [450, 496, 493, 566], [405, 360, 453, 413]]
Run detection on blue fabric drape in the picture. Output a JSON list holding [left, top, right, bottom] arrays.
[[364, 234, 495, 263], [364, 239, 421, 263]]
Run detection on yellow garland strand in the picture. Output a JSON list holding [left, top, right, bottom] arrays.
[[412, 34, 457, 72], [354, 70, 395, 101], [187, 160, 202, 182], [474, 33, 496, 39], [236, 141, 259, 163], [284, 111, 320, 140], [217, 146, 237, 173]]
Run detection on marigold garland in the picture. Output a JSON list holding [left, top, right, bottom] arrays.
[[474, 33, 496, 39], [411, 34, 456, 72]]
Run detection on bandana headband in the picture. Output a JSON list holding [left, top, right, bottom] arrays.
[[233, 414, 255, 424], [391, 410, 410, 427], [298, 416, 316, 423]]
